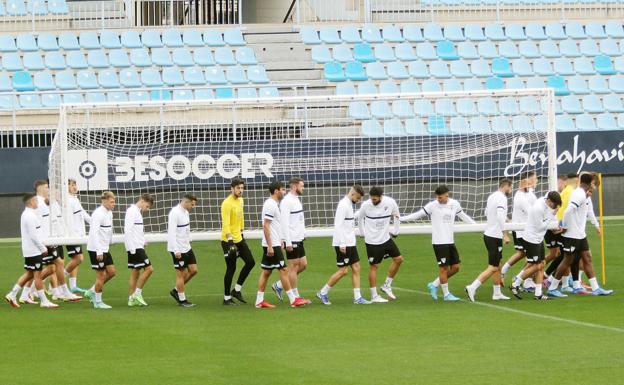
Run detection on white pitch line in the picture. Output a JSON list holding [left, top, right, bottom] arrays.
[[394, 287, 624, 334]]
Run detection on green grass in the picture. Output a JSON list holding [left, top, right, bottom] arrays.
[[1, 222, 624, 385]]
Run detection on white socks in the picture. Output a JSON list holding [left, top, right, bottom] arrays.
[[320, 284, 331, 296], [293, 288, 300, 297], [255, 291, 264, 305], [9, 284, 21, 298], [572, 280, 581, 289], [69, 277, 77, 289], [286, 289, 296, 304], [353, 288, 361, 300], [370, 287, 378, 298], [441, 283, 449, 296], [561, 275, 571, 288], [469, 279, 482, 291], [548, 278, 560, 291], [535, 284, 543, 297], [589, 277, 599, 291], [134, 288, 142, 296], [431, 278, 441, 287], [37, 289, 50, 305], [513, 276, 523, 287], [501, 262, 511, 275], [177, 291, 186, 301], [274, 280, 283, 290], [493, 285, 502, 296], [95, 292, 102, 302], [234, 284, 242, 292], [383, 277, 393, 287]]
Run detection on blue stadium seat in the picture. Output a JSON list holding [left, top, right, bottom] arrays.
[[107, 91, 128, 103], [76, 70, 97, 89], [405, 119, 428, 136], [162, 28, 183, 47], [505, 24, 526, 40], [100, 31, 121, 49], [471, 59, 491, 77], [27, 0, 47, 15], [588, 76, 609, 94], [0, 35, 16, 52], [580, 39, 599, 56], [605, 21, 624, 38], [478, 98, 498, 115], [511, 59, 533, 76], [546, 23, 566, 40], [435, 99, 456, 116], [379, 81, 399, 94], [130, 48, 152, 67], [182, 30, 204, 47], [568, 75, 589, 94], [437, 40, 458, 60], [335, 82, 355, 95], [477, 41, 498, 59], [55, 70, 76, 90], [86, 92, 106, 103], [533, 58, 554, 76], [383, 119, 405, 136], [142, 30, 163, 48], [573, 57, 595, 75], [324, 61, 346, 82], [526, 77, 546, 89], [519, 41, 539, 58], [444, 25, 465, 42], [63, 93, 84, 104], [319, 27, 341, 44], [86, 50, 107, 69], [403, 25, 424, 42], [38, 33, 58, 51], [235, 47, 257, 65], [526, 23, 547, 40], [345, 61, 367, 81], [204, 29, 226, 46], [465, 25, 486, 41], [424, 23, 444, 42], [172, 89, 193, 101], [19, 94, 41, 109], [248, 65, 269, 84], [109, 49, 130, 68], [16, 34, 37, 51], [539, 40, 560, 58], [7, 0, 26, 16], [595, 55, 616, 75], [59, 32, 80, 51], [566, 22, 586, 39], [457, 98, 478, 116], [499, 41, 520, 59], [603, 94, 624, 113], [491, 116, 513, 133], [428, 116, 448, 135], [492, 58, 513, 77], [224, 28, 245, 46], [362, 26, 383, 43], [555, 115, 575, 131], [392, 100, 413, 118], [596, 113, 618, 130], [429, 61, 450, 78], [416, 42, 437, 60], [172, 48, 193, 67], [358, 81, 377, 95], [547, 75, 570, 95], [414, 99, 434, 117], [119, 69, 141, 88], [34, 71, 54, 90], [400, 80, 419, 93], [506, 78, 525, 89], [615, 56, 624, 73], [205, 67, 227, 84], [215, 47, 236, 65], [12, 71, 34, 91], [448, 60, 470, 78], [193, 47, 214, 66], [463, 78, 483, 91], [519, 96, 541, 114], [162, 67, 184, 87], [121, 31, 142, 48], [381, 25, 404, 43], [553, 58, 574, 75], [608, 75, 624, 93], [341, 27, 362, 43], [150, 90, 171, 101], [485, 24, 506, 41], [98, 70, 119, 88], [236, 87, 258, 99], [194, 89, 215, 100], [512, 116, 534, 133], [599, 39, 620, 56], [349, 101, 371, 119], [353, 43, 375, 62], [152, 48, 173, 67], [225, 66, 247, 84], [301, 27, 321, 44], [183, 67, 206, 85], [23, 52, 44, 70], [499, 96, 519, 114], [312, 46, 332, 63], [443, 78, 461, 92], [619, 114, 624, 129], [371, 101, 393, 119], [469, 116, 490, 133], [457, 42, 479, 59], [141, 69, 164, 87], [422, 79, 441, 92], [45, 52, 66, 70], [48, 0, 68, 14], [79, 32, 100, 49], [560, 39, 581, 57], [576, 113, 596, 131], [395, 43, 417, 61], [362, 119, 384, 137], [259, 87, 279, 98], [408, 61, 429, 78], [387, 62, 408, 80], [366, 62, 388, 80], [485, 76, 504, 90], [374, 44, 395, 62]]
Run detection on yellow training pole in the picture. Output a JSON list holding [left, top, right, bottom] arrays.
[[598, 173, 606, 285]]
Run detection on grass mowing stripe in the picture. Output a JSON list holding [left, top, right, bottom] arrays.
[[394, 286, 624, 334]]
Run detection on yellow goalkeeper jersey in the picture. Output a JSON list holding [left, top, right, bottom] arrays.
[[557, 185, 574, 222], [221, 195, 244, 242]]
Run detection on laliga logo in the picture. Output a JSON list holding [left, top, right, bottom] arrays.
[[68, 150, 109, 191], [114, 153, 274, 182]]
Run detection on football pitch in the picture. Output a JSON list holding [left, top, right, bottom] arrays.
[[1, 222, 623, 385]]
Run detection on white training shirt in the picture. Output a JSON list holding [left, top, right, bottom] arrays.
[[400, 198, 475, 245], [523, 197, 557, 244], [484, 190, 508, 239], [356, 196, 400, 245], [21, 207, 47, 258], [68, 194, 91, 237], [562, 187, 589, 240], [167, 204, 191, 254], [280, 192, 305, 246], [511, 189, 537, 239], [332, 195, 357, 248], [87, 205, 113, 254], [35, 195, 50, 239], [261, 198, 283, 247], [586, 199, 600, 230], [124, 204, 145, 253]]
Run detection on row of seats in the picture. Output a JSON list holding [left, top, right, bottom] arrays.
[[557, 113, 624, 131], [0, 47, 258, 71], [3, 66, 270, 91], [301, 22, 624, 45], [0, 0, 67, 16], [312, 40, 624, 64], [0, 87, 281, 109], [0, 28, 245, 52]]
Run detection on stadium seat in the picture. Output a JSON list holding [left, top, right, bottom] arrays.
[[107, 91, 128, 103], [609, 75, 624, 93], [595, 55, 616, 75], [491, 116, 512, 133], [194, 89, 215, 100], [312, 46, 332, 64], [566, 22, 586, 39], [362, 119, 384, 137], [511, 59, 534, 76], [568, 76, 589, 94], [499, 97, 519, 115], [519, 96, 541, 114], [555, 115, 575, 131], [435, 99, 456, 116], [236, 47, 257, 65], [119, 69, 141, 88], [140, 69, 163, 87], [444, 25, 465, 42], [98, 70, 119, 88], [414, 99, 434, 117], [19, 94, 41, 109], [301, 27, 321, 44], [596, 113, 618, 130], [553, 58, 574, 75], [129, 48, 152, 67], [371, 101, 393, 119], [465, 25, 486, 41], [225, 66, 247, 84], [400, 80, 419, 93], [150, 89, 171, 101], [588, 76, 610, 93], [248, 65, 269, 84], [526, 23, 547, 40], [428, 116, 448, 135], [86, 50, 107, 69], [172, 89, 194, 101], [546, 23, 566, 40], [378, 81, 399, 95], [353, 43, 375, 62], [580, 39, 599, 56], [485, 76, 504, 90], [362, 26, 383, 43], [505, 24, 526, 40], [259, 87, 279, 98], [76, 70, 97, 89], [172, 48, 193, 67], [562, 95, 583, 114], [33, 71, 54, 91], [463, 78, 483, 91], [182, 30, 204, 47], [193, 47, 215, 66], [437, 40, 459, 60], [477, 41, 498, 59], [341, 27, 362, 43], [79, 32, 100, 49], [392, 100, 413, 118], [492, 58, 513, 77], [100, 31, 122, 49], [45, 52, 66, 70], [152, 48, 173, 67], [0, 35, 16, 52], [7, 0, 26, 16], [403, 25, 424, 42], [345, 61, 367, 81], [615, 56, 624, 73], [576, 113, 596, 131], [183, 67, 206, 85], [457, 98, 478, 116], [547, 75, 570, 95], [58, 32, 80, 51], [603, 94, 624, 113], [499, 41, 520, 59], [366, 62, 388, 80], [324, 61, 346, 82], [539, 40, 561, 58], [457, 42, 479, 59], [63, 93, 84, 104], [37, 33, 58, 51], [449, 60, 471, 78], [424, 23, 444, 42], [533, 58, 554, 76], [336, 82, 355, 95], [605, 21, 624, 38], [599, 39, 620, 56], [422, 79, 441, 92], [319, 27, 341, 44], [478, 98, 498, 115], [416, 42, 437, 60], [224, 28, 245, 46], [443, 79, 462, 92], [27, 0, 47, 15], [506, 78, 525, 89], [109, 50, 130, 68], [587, 23, 607, 39], [387, 62, 408, 80], [55, 70, 76, 90], [469, 116, 490, 133], [162, 28, 183, 47], [383, 119, 405, 136], [205, 67, 227, 84], [48, 0, 68, 14], [395, 43, 417, 61], [16, 34, 37, 52], [430, 61, 451, 78], [237, 87, 258, 99], [215, 48, 236, 65], [142, 30, 163, 48], [333, 45, 353, 62], [408, 61, 429, 78], [358, 81, 377, 95], [12, 71, 34, 91], [349, 102, 371, 119], [619, 113, 624, 129], [121, 31, 143, 48], [560, 39, 581, 57], [485, 24, 506, 41], [405, 119, 428, 135], [526, 77, 546, 89], [512, 115, 534, 133], [86, 92, 107, 103], [375, 44, 396, 62], [519, 41, 539, 58], [471, 59, 491, 77], [573, 57, 595, 75], [23, 52, 44, 70]]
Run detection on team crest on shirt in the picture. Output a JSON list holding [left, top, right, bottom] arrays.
[[145, 259, 150, 264], [369, 257, 374, 263], [35, 263, 40, 268], [570, 246, 575, 252], [441, 258, 446, 264], [180, 261, 185, 266], [344, 258, 349, 264], [99, 262, 104, 268], [279, 260, 285, 267], [498, 247, 503, 252]]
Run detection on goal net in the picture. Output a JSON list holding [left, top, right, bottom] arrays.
[[48, 89, 557, 244]]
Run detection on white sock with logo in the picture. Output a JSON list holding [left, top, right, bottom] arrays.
[[320, 284, 331, 296], [370, 287, 378, 298], [353, 288, 361, 300], [441, 283, 450, 296], [255, 291, 264, 305], [589, 277, 599, 291], [286, 289, 296, 304], [431, 278, 440, 287]]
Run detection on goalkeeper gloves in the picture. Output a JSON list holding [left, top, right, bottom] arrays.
[[227, 239, 238, 258]]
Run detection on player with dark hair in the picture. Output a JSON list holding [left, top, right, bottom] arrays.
[[125, 193, 155, 307]]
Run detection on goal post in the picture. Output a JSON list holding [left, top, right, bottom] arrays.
[[47, 88, 557, 245]]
